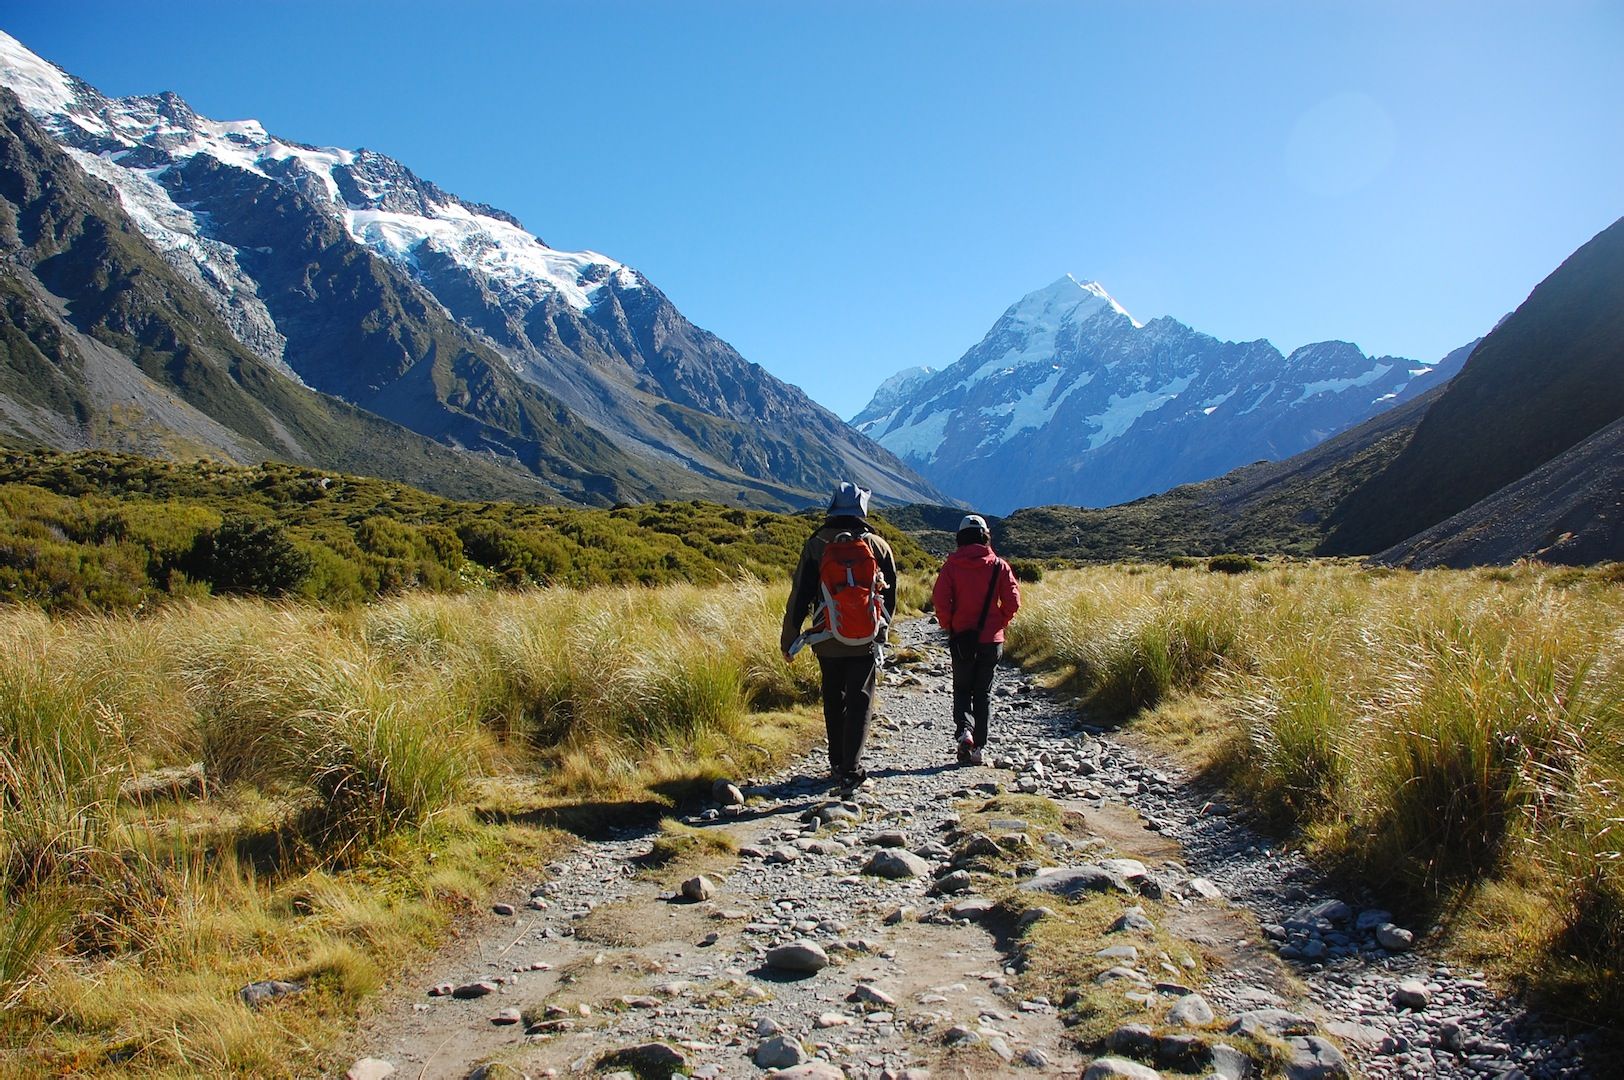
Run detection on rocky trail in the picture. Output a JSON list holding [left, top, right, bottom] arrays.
[[344, 620, 1595, 1080]]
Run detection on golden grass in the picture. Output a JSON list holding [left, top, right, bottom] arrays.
[[1008, 561, 1624, 1020], [0, 578, 823, 1074]]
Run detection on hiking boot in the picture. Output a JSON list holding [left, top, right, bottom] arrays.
[[967, 746, 985, 766], [956, 732, 975, 765], [838, 769, 869, 797]]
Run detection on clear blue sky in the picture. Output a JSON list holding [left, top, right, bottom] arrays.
[[8, 1, 1621, 418]]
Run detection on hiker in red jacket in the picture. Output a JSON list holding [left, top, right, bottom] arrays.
[[932, 514, 1020, 765]]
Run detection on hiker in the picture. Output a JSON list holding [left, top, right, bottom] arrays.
[[780, 482, 899, 796], [933, 513, 1020, 765]]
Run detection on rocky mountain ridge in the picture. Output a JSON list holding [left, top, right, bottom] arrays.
[[0, 30, 942, 508]]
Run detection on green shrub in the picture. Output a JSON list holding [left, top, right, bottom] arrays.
[[187, 515, 311, 597], [1206, 553, 1263, 574], [1009, 558, 1044, 583]]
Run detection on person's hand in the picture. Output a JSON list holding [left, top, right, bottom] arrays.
[[781, 649, 793, 663]]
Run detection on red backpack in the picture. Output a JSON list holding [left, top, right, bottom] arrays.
[[813, 532, 888, 646]]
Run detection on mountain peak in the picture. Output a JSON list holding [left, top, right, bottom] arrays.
[[1007, 274, 1139, 330]]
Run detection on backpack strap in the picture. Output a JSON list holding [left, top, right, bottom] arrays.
[[971, 559, 1005, 639]]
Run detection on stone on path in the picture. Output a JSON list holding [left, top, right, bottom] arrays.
[[1182, 876, 1223, 899], [680, 874, 716, 902], [346, 1059, 395, 1080], [1284, 1035, 1352, 1079], [755, 1034, 809, 1068], [598, 1042, 686, 1075], [850, 983, 897, 1007], [1019, 864, 1130, 897], [1083, 1057, 1163, 1080], [1393, 979, 1432, 1009], [1110, 906, 1157, 933], [451, 980, 499, 999], [864, 849, 932, 879], [1227, 1008, 1318, 1039], [815, 1010, 856, 1028], [772, 1064, 846, 1079], [491, 902, 515, 917], [712, 778, 745, 806], [1166, 992, 1215, 1027], [489, 1007, 522, 1025], [948, 898, 994, 920], [870, 829, 908, 847], [1376, 923, 1414, 951], [931, 869, 973, 894], [765, 939, 829, 973]]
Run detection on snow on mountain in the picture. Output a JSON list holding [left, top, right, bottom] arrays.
[[0, 31, 636, 326], [0, 30, 943, 507], [853, 275, 1463, 513]]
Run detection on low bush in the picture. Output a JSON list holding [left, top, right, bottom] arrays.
[[1206, 553, 1264, 574]]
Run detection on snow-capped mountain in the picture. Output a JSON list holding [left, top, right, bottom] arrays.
[[853, 275, 1469, 513], [0, 30, 941, 508]]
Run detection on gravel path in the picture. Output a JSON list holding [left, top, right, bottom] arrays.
[[345, 619, 1595, 1079]]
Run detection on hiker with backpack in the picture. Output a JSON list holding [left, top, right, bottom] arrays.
[[933, 514, 1020, 765], [780, 482, 898, 797]]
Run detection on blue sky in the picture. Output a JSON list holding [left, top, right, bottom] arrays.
[[8, 1, 1621, 418]]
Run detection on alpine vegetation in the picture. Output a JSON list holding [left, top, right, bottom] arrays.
[[0, 582, 820, 1074], [1005, 561, 1624, 1016]]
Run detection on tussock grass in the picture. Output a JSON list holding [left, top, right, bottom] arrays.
[[1008, 561, 1624, 1020], [0, 579, 820, 1074]]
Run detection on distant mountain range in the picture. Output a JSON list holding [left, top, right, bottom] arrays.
[[0, 31, 943, 509], [993, 216, 1624, 568], [852, 275, 1468, 514]]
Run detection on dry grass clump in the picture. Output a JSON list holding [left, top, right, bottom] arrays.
[[1008, 561, 1624, 1017], [0, 577, 819, 1074]]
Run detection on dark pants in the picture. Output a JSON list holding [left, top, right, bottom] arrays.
[[817, 652, 877, 777], [950, 640, 1002, 749]]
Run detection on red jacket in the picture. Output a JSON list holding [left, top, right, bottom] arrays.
[[933, 544, 1021, 644]]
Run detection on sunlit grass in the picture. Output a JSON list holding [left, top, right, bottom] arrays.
[[1008, 560, 1624, 1018], [0, 578, 822, 1074]]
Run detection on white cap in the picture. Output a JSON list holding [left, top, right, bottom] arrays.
[[959, 514, 989, 534]]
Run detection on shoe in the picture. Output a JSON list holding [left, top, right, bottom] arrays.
[[956, 732, 975, 765], [967, 746, 985, 766], [838, 769, 869, 797]]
